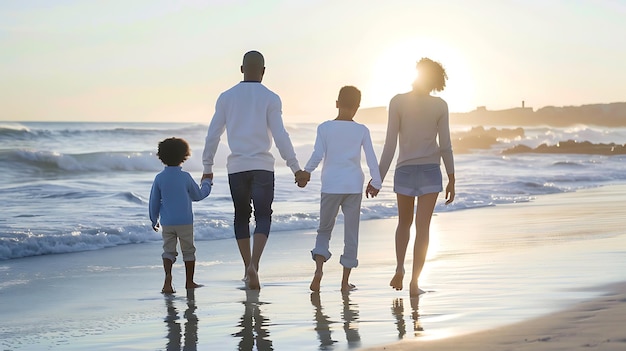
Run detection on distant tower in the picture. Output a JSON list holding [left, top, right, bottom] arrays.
[[522, 100, 525, 108]]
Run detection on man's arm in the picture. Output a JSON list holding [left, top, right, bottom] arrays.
[[202, 98, 226, 177], [266, 96, 301, 173]]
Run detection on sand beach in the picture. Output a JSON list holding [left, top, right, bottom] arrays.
[[1, 184, 625, 350]]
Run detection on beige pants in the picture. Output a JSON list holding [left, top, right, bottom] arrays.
[[311, 193, 362, 268], [161, 224, 196, 262]]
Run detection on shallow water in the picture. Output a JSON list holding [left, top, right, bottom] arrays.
[[2, 121, 626, 261], [1, 186, 625, 350]]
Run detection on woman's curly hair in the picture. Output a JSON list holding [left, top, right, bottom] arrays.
[[157, 137, 191, 166], [415, 57, 448, 92]]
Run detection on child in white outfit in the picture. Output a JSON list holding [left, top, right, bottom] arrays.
[[301, 86, 383, 292]]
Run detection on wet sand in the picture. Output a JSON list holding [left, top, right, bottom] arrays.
[[1, 185, 625, 350]]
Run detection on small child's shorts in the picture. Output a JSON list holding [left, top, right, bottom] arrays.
[[162, 224, 196, 262], [393, 164, 443, 197]]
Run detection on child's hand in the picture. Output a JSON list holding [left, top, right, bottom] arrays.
[[294, 170, 310, 188], [152, 222, 160, 232], [365, 181, 380, 198]]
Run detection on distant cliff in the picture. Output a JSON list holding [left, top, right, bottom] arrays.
[[355, 102, 626, 127], [354, 106, 387, 124]]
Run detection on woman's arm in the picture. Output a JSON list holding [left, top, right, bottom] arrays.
[[377, 97, 400, 181]]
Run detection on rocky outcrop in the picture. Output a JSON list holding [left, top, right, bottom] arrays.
[[502, 140, 626, 155], [452, 102, 626, 127], [358, 102, 626, 127], [452, 126, 524, 153]]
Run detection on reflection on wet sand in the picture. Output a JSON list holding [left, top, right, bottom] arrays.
[[341, 293, 361, 348], [391, 297, 423, 338], [164, 289, 199, 351], [311, 292, 336, 349], [310, 292, 361, 350], [232, 289, 273, 351]]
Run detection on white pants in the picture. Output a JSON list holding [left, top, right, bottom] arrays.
[[311, 193, 362, 268]]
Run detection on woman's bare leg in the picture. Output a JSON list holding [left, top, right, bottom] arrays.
[[409, 192, 438, 297], [390, 194, 416, 290]]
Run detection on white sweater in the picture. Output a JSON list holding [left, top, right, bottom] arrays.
[[304, 120, 382, 194], [378, 93, 455, 181], [202, 82, 301, 174]]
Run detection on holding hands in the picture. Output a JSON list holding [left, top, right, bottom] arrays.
[[365, 179, 380, 198], [295, 170, 310, 188]]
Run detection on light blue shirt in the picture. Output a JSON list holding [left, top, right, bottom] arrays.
[[149, 166, 211, 226]]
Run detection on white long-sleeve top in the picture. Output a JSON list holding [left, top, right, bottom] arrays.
[[378, 93, 455, 181], [202, 82, 301, 174], [304, 120, 382, 194]]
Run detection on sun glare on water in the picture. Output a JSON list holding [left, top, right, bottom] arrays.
[[366, 38, 475, 112]]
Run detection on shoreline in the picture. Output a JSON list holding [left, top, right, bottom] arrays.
[[1, 184, 625, 350]]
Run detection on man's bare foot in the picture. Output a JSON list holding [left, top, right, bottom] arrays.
[[246, 266, 260, 290], [390, 269, 404, 290], [162, 275, 175, 294], [186, 282, 204, 289], [341, 283, 356, 292], [310, 271, 323, 292]]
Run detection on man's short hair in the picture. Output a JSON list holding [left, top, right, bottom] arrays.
[[337, 86, 361, 109], [242, 50, 265, 69]]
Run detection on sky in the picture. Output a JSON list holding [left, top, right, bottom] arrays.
[[1, 0, 625, 123]]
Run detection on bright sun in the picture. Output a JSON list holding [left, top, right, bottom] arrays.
[[365, 38, 475, 113]]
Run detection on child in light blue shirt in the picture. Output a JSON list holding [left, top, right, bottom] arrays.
[[149, 137, 211, 293]]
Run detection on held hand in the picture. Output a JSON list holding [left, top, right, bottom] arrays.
[[365, 180, 380, 198], [201, 173, 213, 182], [294, 170, 310, 188]]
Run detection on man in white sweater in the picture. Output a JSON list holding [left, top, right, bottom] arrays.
[[202, 51, 308, 290]]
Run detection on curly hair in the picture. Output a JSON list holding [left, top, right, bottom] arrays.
[[415, 57, 448, 92], [157, 137, 191, 166]]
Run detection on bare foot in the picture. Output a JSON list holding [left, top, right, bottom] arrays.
[[162, 275, 175, 294], [341, 283, 356, 292], [186, 282, 204, 289], [409, 282, 426, 297], [310, 271, 323, 292], [246, 266, 260, 290], [390, 269, 404, 291]]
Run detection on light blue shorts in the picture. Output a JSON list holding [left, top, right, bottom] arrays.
[[393, 164, 443, 197]]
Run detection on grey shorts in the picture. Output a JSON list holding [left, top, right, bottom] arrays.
[[393, 164, 443, 196]]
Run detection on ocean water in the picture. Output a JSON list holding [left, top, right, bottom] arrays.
[[1, 121, 625, 260]]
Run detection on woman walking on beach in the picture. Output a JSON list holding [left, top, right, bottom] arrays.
[[370, 57, 455, 297]]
